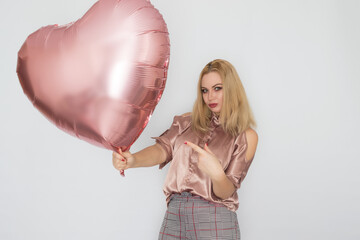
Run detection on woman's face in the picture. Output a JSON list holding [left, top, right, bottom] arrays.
[[201, 72, 223, 115]]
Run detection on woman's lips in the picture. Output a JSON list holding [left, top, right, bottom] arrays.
[[209, 103, 218, 108]]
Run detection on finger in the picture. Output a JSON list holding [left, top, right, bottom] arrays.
[[113, 152, 124, 163], [113, 151, 120, 158], [114, 150, 127, 177], [116, 161, 127, 170], [204, 143, 214, 155], [185, 141, 205, 154], [116, 149, 128, 160], [113, 152, 120, 166], [118, 147, 132, 159], [113, 152, 126, 166], [122, 151, 132, 159]]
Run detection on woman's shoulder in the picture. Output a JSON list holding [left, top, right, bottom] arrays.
[[180, 112, 192, 117], [173, 112, 192, 120], [171, 112, 192, 126], [166, 112, 192, 134], [244, 127, 258, 162], [245, 128, 258, 141]]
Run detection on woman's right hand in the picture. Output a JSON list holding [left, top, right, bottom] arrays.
[[112, 149, 136, 171]]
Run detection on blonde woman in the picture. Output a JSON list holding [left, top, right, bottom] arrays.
[[113, 59, 258, 240]]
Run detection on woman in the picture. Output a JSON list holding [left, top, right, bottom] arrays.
[[113, 59, 258, 240]]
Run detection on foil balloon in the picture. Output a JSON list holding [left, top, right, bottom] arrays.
[[17, 0, 170, 156]]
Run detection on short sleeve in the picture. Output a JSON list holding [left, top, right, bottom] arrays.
[[225, 132, 253, 189], [151, 115, 191, 169]]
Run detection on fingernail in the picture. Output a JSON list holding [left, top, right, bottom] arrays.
[[184, 141, 187, 144], [121, 159, 125, 162], [205, 143, 208, 146]]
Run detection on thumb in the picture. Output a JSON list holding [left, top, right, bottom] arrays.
[[117, 148, 130, 160], [122, 151, 132, 159], [204, 143, 214, 155], [118, 147, 123, 155]]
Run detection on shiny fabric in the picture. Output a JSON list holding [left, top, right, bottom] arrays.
[[17, 0, 170, 152], [153, 114, 253, 212]]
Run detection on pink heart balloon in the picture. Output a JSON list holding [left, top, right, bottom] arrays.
[[17, 0, 170, 152]]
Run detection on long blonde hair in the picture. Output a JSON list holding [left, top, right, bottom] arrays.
[[192, 59, 257, 136]]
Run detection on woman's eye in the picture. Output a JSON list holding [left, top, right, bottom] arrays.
[[214, 87, 222, 91], [201, 89, 208, 93]]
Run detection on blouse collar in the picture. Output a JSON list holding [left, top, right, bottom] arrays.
[[210, 112, 220, 127]]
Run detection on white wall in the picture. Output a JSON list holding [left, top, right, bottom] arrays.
[[1, 0, 359, 239]]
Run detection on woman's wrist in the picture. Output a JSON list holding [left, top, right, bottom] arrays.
[[211, 171, 236, 200], [130, 154, 139, 168]]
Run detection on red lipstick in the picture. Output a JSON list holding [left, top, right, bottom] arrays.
[[209, 103, 218, 108]]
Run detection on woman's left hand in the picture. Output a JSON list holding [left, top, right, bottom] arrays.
[[185, 141, 225, 180]]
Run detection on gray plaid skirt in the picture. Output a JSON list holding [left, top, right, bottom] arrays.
[[158, 192, 240, 240]]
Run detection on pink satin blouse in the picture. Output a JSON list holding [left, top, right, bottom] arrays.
[[152, 113, 253, 212]]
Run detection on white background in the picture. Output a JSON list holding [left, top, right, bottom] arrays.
[[1, 0, 359, 239]]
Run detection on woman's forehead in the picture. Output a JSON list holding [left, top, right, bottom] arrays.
[[201, 72, 222, 87]]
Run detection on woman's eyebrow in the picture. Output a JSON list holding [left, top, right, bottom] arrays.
[[212, 83, 223, 88]]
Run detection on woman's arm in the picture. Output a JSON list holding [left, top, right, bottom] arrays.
[[185, 127, 258, 200], [112, 143, 167, 170], [132, 144, 167, 168], [184, 141, 236, 199], [211, 171, 237, 199], [212, 128, 259, 199], [213, 128, 258, 199]]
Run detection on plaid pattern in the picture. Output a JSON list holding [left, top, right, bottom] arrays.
[[159, 192, 240, 240]]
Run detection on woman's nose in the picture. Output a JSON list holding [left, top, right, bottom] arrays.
[[208, 90, 215, 100]]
